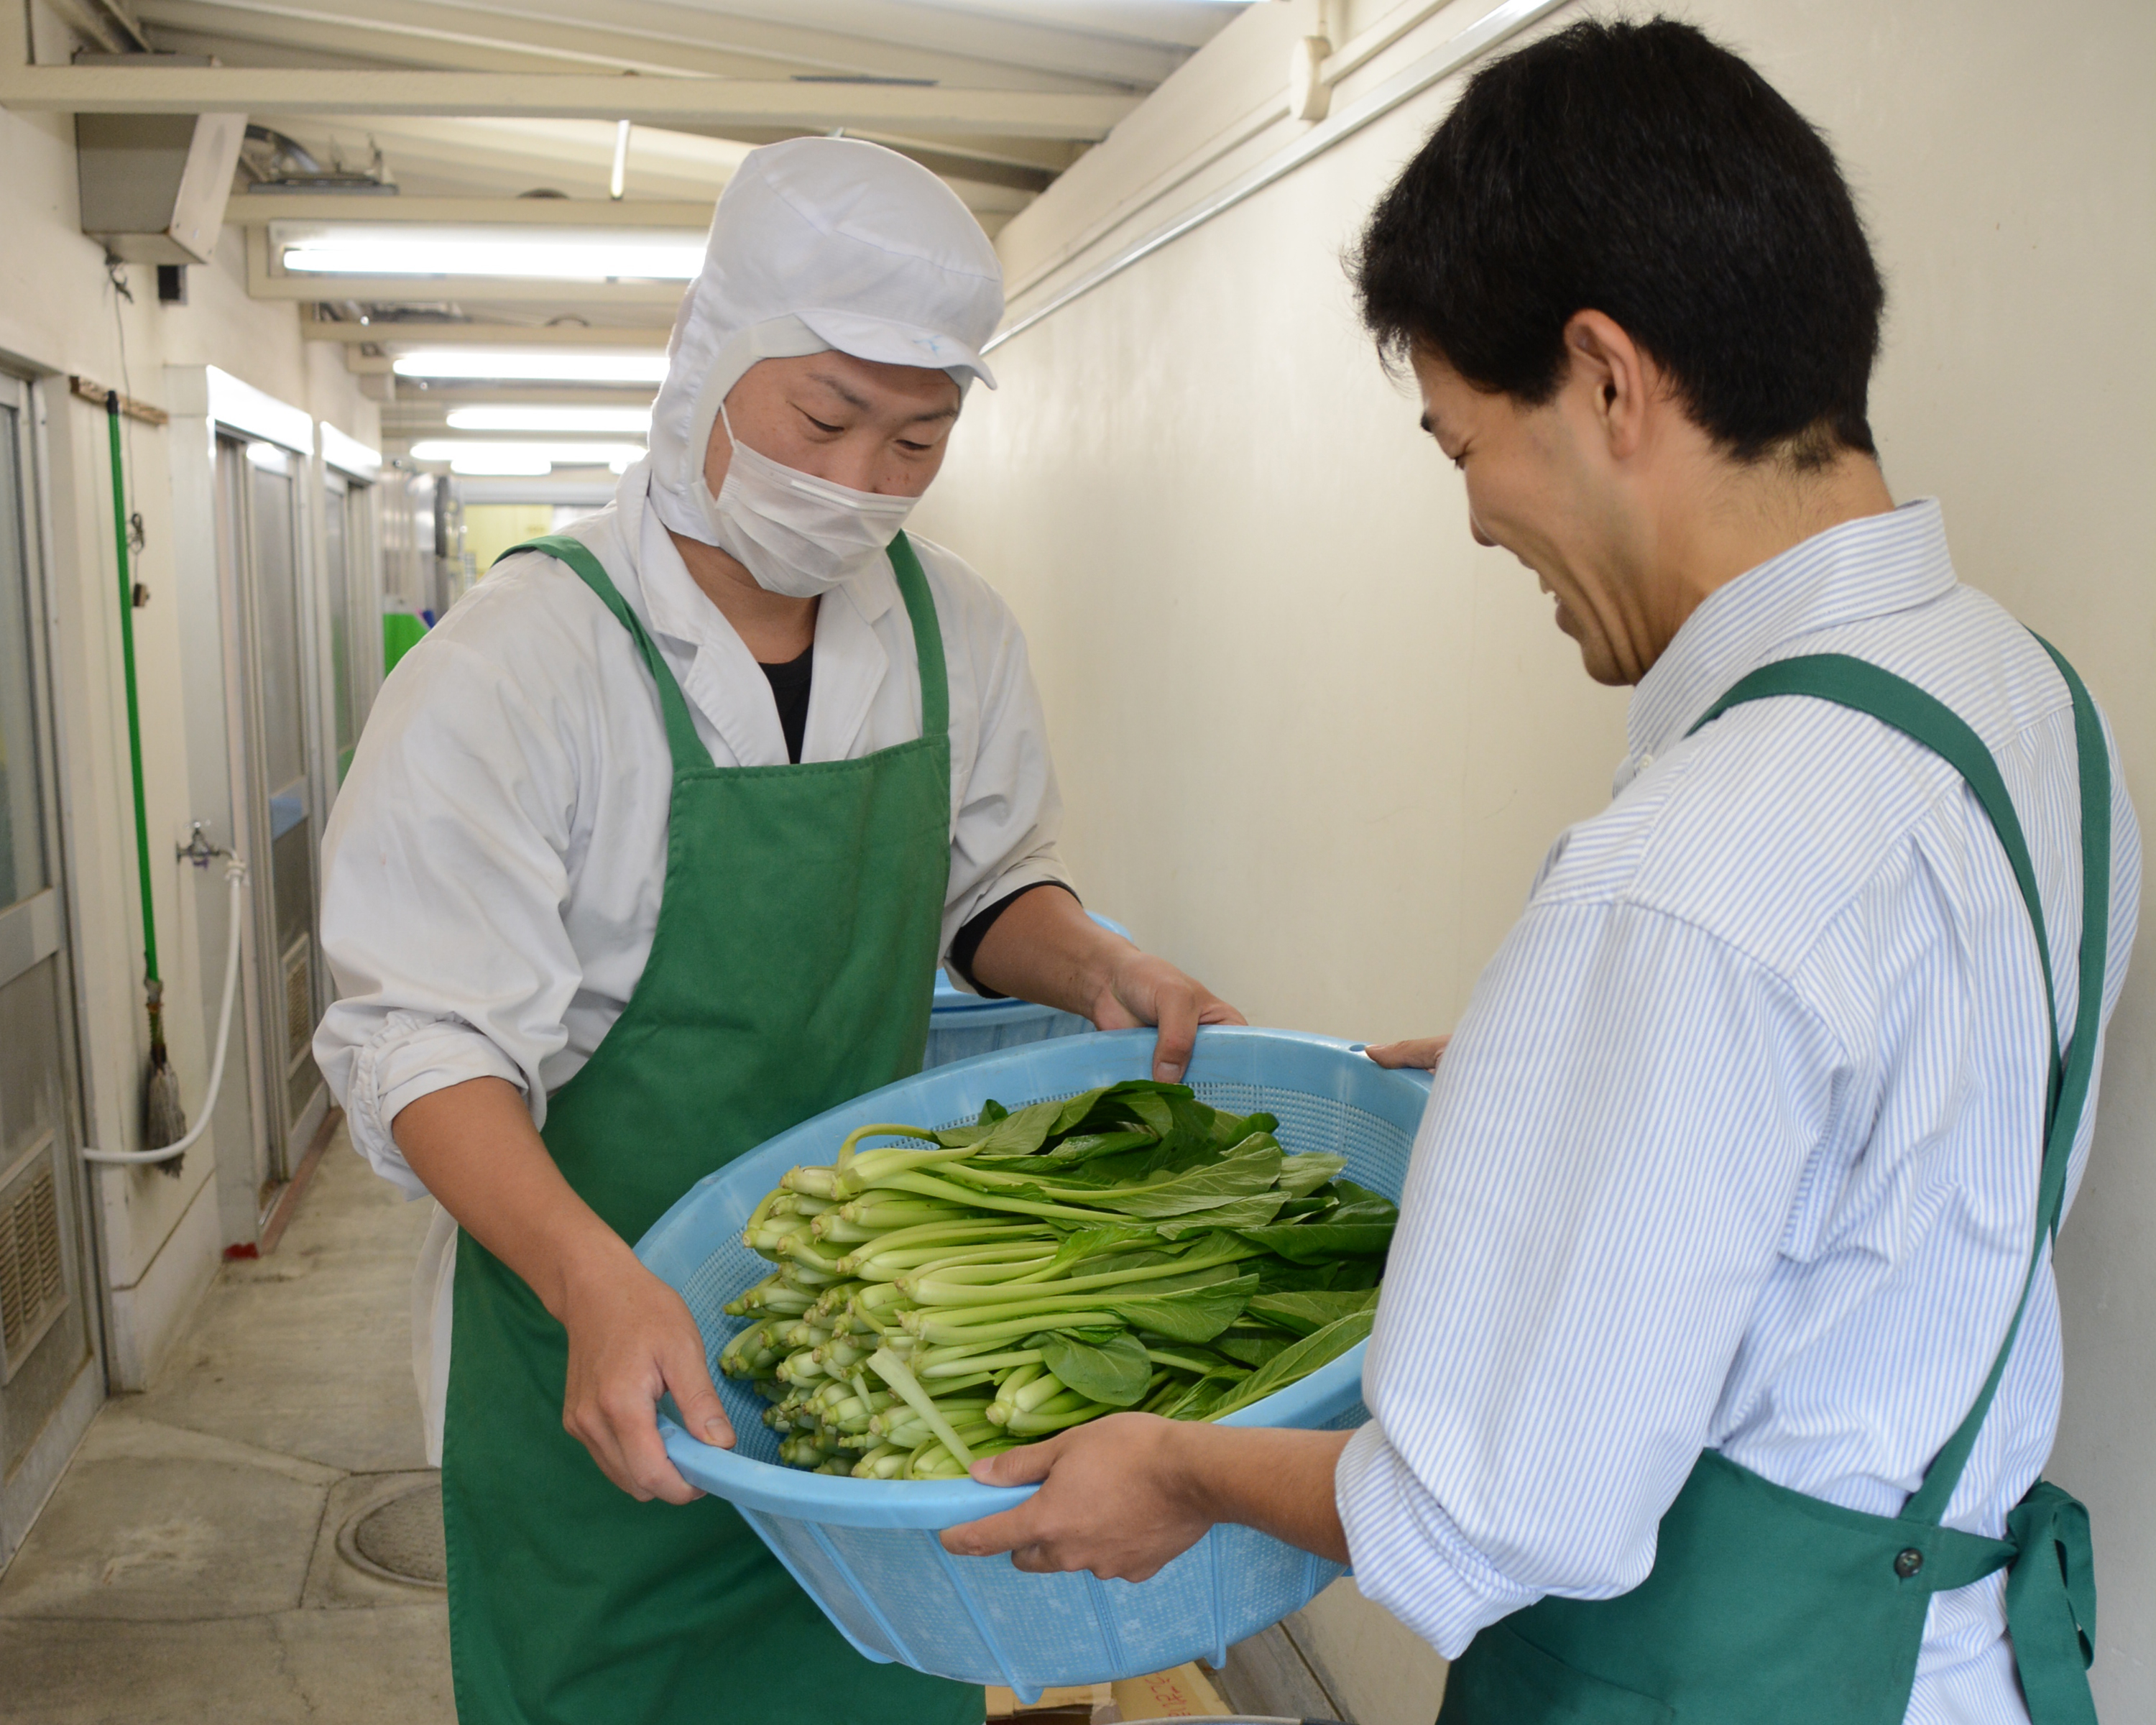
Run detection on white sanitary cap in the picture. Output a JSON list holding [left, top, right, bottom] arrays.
[[646, 136, 1003, 546]]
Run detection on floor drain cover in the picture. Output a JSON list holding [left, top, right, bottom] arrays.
[[340, 1480, 446, 1588]]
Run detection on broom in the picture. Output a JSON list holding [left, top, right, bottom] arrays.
[[106, 391, 188, 1173]]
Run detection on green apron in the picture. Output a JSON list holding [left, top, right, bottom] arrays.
[[441, 533, 982, 1725], [1439, 647, 2108, 1725]]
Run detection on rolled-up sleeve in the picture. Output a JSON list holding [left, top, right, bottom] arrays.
[[1338, 898, 1841, 1656], [314, 579, 602, 1191]]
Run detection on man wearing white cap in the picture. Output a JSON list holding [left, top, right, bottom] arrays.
[[315, 138, 1240, 1724]]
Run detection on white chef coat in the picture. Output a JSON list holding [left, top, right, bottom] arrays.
[[1335, 501, 2139, 1725], [313, 461, 1071, 1458]]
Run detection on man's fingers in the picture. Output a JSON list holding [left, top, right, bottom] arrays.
[[613, 1397, 702, 1506], [941, 1501, 1046, 1558], [565, 1400, 648, 1500], [1151, 983, 1199, 1083], [1367, 1034, 1451, 1070], [664, 1335, 737, 1450], [970, 1435, 1059, 1487]]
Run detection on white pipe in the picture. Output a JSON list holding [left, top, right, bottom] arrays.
[[83, 859, 249, 1167]]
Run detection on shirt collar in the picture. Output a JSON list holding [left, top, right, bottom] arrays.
[[1621, 498, 1956, 783]]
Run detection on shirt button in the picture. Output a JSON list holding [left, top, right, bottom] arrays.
[[1894, 1549, 1925, 1579], [1639, 753, 1656, 771]]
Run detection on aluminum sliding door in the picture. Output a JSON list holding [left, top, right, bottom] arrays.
[[0, 376, 99, 1567], [218, 437, 328, 1192]]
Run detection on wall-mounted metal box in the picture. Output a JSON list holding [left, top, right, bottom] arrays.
[[76, 111, 245, 264]]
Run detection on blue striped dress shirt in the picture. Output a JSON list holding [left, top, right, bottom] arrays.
[[1335, 500, 2141, 1724]]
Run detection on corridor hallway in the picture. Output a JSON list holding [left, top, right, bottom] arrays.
[[0, 1133, 453, 1722]]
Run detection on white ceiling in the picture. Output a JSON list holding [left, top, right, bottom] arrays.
[[86, 0, 1260, 448], [139, 1, 1256, 213]]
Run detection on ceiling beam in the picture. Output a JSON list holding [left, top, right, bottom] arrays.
[[304, 315, 670, 344], [229, 195, 716, 226], [652, 0, 1191, 89], [137, 0, 1133, 92], [0, 64, 1141, 139]]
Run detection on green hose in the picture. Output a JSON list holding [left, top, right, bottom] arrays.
[[106, 392, 185, 1156]]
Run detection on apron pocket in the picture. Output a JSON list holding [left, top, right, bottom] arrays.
[[1441, 1624, 1677, 1725]]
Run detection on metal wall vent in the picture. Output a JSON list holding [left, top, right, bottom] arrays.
[[0, 1156, 66, 1378]]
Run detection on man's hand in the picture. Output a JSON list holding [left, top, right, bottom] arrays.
[[969, 888, 1245, 1083], [1367, 1034, 1451, 1070], [394, 1077, 734, 1506], [941, 1414, 1215, 1581], [557, 1246, 737, 1504], [941, 1416, 1352, 1579], [1087, 947, 1245, 1084]]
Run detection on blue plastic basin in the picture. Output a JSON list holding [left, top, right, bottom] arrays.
[[637, 1025, 1430, 1701]]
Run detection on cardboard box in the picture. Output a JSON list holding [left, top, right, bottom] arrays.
[[986, 1680, 1115, 1723], [1109, 1662, 1231, 1719]]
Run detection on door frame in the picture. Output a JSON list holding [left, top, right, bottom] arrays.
[[220, 433, 330, 1196], [0, 368, 108, 1568]]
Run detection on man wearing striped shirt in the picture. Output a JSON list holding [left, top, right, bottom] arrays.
[[946, 20, 2137, 1725]]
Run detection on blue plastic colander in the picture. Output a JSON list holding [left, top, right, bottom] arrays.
[[636, 1026, 1430, 1702]]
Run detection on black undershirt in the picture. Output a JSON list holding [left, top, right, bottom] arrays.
[[758, 645, 814, 766], [756, 649, 1078, 995]]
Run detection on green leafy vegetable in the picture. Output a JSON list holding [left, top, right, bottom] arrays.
[[724, 1085, 1391, 1476], [1026, 1328, 1151, 1407]]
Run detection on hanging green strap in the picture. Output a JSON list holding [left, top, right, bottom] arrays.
[[506, 534, 713, 773], [105, 394, 159, 989], [1687, 645, 2110, 1525], [497, 532, 951, 771], [885, 530, 949, 740]]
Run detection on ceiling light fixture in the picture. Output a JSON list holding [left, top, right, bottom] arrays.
[[409, 439, 646, 476], [445, 406, 654, 434], [392, 349, 671, 385], [276, 225, 703, 282]]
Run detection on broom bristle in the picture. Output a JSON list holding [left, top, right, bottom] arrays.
[[145, 1045, 188, 1177]]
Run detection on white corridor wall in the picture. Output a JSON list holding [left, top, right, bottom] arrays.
[[910, 0, 2156, 1717]]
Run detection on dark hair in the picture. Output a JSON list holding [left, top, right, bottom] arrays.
[[1353, 17, 1884, 464]]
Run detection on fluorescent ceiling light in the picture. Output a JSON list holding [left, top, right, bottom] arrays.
[[446, 406, 654, 433], [276, 224, 704, 282], [410, 439, 646, 476], [392, 349, 670, 384]]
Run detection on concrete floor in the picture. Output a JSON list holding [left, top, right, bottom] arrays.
[[0, 1128, 454, 1723]]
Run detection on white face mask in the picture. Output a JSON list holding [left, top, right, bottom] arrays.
[[699, 403, 918, 599]]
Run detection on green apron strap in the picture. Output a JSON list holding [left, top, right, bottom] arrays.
[[501, 534, 714, 774], [1687, 645, 2110, 1524], [886, 530, 949, 740]]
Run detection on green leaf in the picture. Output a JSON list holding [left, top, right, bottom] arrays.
[[1025, 1223, 1164, 1279], [1038, 1130, 1158, 1166], [1250, 1254, 1382, 1294], [1162, 1375, 1237, 1420], [1100, 1272, 1257, 1342], [1277, 1154, 1348, 1200], [1234, 1184, 1398, 1261], [1106, 1144, 1285, 1218], [1151, 1192, 1289, 1237], [1245, 1288, 1381, 1335], [1102, 1090, 1166, 1140], [1023, 1329, 1151, 1407], [1201, 1309, 1376, 1420], [954, 1142, 1284, 1218], [1212, 1328, 1296, 1368]]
